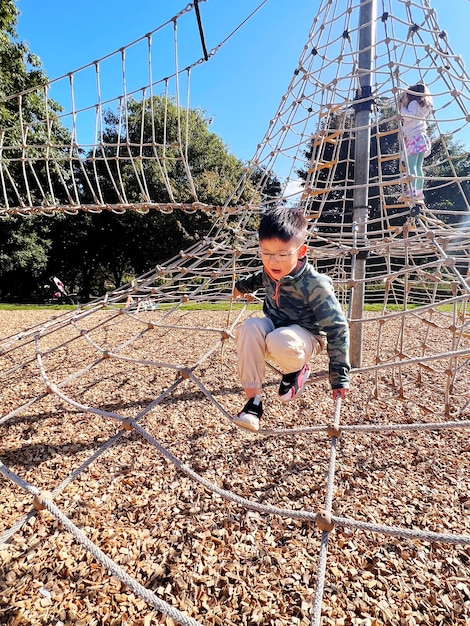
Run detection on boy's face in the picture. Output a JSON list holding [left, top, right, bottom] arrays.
[[259, 237, 307, 280]]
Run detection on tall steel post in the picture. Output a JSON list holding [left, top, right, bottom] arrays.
[[349, 0, 376, 367]]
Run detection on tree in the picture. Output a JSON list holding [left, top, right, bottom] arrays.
[[0, 0, 72, 207], [65, 96, 268, 298], [0, 215, 51, 300], [0, 1, 74, 300], [83, 96, 257, 206], [0, 18, 282, 301]]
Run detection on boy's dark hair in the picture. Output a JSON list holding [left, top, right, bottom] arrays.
[[258, 207, 308, 244]]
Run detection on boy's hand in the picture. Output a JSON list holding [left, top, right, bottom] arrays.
[[332, 388, 348, 401], [233, 287, 254, 301]]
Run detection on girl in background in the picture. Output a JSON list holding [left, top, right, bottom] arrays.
[[399, 83, 433, 202]]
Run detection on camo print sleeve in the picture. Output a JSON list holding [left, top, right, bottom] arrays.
[[305, 272, 350, 389], [235, 271, 265, 294]]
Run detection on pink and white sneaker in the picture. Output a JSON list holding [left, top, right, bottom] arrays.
[[278, 363, 311, 402]]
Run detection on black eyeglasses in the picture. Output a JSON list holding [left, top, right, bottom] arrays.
[[258, 244, 302, 261]]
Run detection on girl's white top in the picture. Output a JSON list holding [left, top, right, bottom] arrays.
[[400, 100, 431, 138]]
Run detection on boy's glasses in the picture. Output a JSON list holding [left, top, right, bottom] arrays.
[[258, 244, 302, 261]]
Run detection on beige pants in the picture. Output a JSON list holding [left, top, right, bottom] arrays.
[[235, 317, 323, 390]]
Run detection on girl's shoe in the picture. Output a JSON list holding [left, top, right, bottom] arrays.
[[398, 190, 412, 203]]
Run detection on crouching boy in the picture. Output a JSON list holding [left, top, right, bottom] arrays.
[[233, 206, 350, 432]]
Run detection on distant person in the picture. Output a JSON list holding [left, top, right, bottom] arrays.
[[51, 276, 77, 304], [232, 206, 350, 432], [399, 83, 433, 203], [53, 276, 67, 298]]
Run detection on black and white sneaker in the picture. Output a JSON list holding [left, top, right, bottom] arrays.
[[233, 395, 263, 432], [278, 363, 311, 402]]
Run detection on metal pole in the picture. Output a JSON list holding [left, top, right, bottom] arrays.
[[349, 0, 377, 368]]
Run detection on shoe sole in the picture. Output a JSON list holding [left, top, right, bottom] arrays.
[[232, 414, 260, 432], [279, 366, 311, 403]]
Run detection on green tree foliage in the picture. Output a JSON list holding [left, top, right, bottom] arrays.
[[0, 0, 67, 300], [0, 214, 51, 299], [0, 10, 281, 302], [424, 135, 470, 223], [0, 0, 71, 208], [60, 96, 280, 300], [0, 0, 76, 301], [84, 96, 258, 206]]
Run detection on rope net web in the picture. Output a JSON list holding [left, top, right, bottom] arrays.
[[1, 1, 470, 624]]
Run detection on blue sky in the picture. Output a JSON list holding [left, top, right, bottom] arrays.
[[15, 0, 470, 164]]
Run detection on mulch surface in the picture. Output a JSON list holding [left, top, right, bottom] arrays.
[[0, 309, 469, 626]]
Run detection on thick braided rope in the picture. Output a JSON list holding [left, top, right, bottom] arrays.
[[9, 349, 467, 548], [129, 420, 470, 546], [39, 498, 204, 626], [0, 376, 183, 545], [72, 318, 233, 371], [29, 320, 470, 548], [0, 431, 124, 545], [188, 369, 470, 437], [311, 396, 342, 626], [27, 326, 469, 543], [1, 0, 470, 218], [0, 463, 203, 626]]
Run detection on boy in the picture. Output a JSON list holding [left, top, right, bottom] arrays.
[[232, 206, 350, 432]]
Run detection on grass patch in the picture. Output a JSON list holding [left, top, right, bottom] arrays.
[[0, 301, 458, 313], [0, 303, 77, 311], [364, 302, 457, 312], [0, 301, 263, 312], [156, 302, 262, 311]]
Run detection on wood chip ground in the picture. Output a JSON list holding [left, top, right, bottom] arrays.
[[0, 310, 469, 625]]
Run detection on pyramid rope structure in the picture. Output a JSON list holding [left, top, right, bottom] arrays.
[[1, 0, 470, 624]]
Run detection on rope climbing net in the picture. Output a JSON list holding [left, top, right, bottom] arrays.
[[1, 0, 470, 624]]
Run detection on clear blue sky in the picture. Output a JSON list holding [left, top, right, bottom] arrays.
[[15, 0, 470, 163]]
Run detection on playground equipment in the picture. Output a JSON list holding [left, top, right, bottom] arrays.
[[1, 1, 470, 624]]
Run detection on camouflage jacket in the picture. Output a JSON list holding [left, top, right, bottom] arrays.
[[235, 258, 350, 389]]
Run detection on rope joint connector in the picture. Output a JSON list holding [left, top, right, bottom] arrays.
[[357, 248, 370, 260], [179, 367, 192, 379], [316, 510, 335, 532], [327, 424, 341, 438], [33, 490, 54, 511]]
